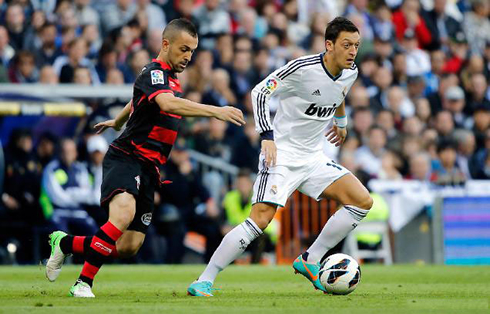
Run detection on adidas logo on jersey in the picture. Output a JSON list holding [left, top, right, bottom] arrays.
[[311, 89, 321, 96]]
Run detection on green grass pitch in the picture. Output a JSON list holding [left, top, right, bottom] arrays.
[[0, 264, 489, 313]]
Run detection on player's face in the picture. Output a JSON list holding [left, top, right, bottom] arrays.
[[329, 31, 360, 69], [166, 31, 198, 73]]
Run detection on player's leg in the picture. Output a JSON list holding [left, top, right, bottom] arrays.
[[115, 230, 146, 258], [305, 173, 372, 264], [188, 202, 277, 297], [69, 192, 135, 297]]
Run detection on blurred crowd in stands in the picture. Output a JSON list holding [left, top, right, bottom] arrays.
[[1, 0, 490, 264]]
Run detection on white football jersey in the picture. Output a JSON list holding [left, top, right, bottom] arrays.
[[251, 52, 358, 163]]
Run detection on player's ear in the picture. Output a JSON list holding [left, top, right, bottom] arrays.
[[162, 38, 170, 52], [325, 40, 334, 53]]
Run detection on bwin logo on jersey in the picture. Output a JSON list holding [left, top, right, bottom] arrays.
[[305, 103, 337, 118]]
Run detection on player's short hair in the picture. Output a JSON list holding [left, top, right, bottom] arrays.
[[162, 18, 197, 42], [324, 17, 359, 43]]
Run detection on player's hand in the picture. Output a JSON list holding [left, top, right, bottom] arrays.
[[215, 106, 246, 126], [326, 125, 347, 147], [261, 140, 277, 167], [94, 119, 121, 134]]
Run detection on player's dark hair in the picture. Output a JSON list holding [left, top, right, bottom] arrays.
[[324, 17, 359, 43], [162, 18, 197, 41]]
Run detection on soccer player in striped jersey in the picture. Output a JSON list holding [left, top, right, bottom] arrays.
[[44, 18, 245, 298], [188, 17, 373, 296]]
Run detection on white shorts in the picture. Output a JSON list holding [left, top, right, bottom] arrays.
[[251, 152, 350, 207]]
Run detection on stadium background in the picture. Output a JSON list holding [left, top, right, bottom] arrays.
[[0, 0, 489, 267]]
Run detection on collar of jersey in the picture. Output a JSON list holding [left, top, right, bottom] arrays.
[[320, 52, 343, 81], [152, 58, 172, 71]]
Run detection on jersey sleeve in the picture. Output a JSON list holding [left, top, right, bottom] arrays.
[[136, 68, 174, 102], [251, 62, 299, 140]]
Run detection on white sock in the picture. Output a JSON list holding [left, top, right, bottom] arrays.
[[198, 218, 262, 283], [306, 205, 369, 263]]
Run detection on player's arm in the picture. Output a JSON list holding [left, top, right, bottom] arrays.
[[326, 101, 348, 147], [250, 68, 290, 166], [155, 93, 245, 126], [94, 100, 132, 134]]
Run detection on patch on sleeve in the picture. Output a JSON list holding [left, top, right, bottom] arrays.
[[265, 78, 278, 91], [151, 70, 165, 85]]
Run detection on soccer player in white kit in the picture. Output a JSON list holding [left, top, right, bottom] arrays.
[[188, 17, 373, 296]]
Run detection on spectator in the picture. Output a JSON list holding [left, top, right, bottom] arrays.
[[376, 109, 398, 142], [424, 50, 446, 95], [355, 125, 387, 176], [147, 28, 163, 57], [34, 23, 62, 67], [39, 65, 59, 84], [222, 169, 277, 263], [443, 31, 469, 74], [406, 75, 426, 100], [86, 135, 108, 204], [386, 86, 415, 123], [102, 0, 137, 34], [136, 0, 166, 32], [202, 69, 237, 107], [229, 49, 254, 103], [186, 49, 213, 93], [407, 152, 432, 180], [415, 97, 432, 126], [379, 150, 403, 180], [430, 139, 466, 185], [392, 51, 408, 86], [127, 49, 150, 82], [1, 129, 43, 263], [369, 66, 393, 112], [72, 67, 92, 85], [8, 51, 38, 83], [106, 68, 125, 85], [453, 129, 476, 179], [192, 0, 231, 50], [443, 85, 467, 128], [392, 0, 432, 48], [74, 0, 100, 27], [401, 29, 431, 77], [422, 0, 462, 50], [95, 42, 131, 83], [434, 110, 455, 138], [5, 3, 27, 50], [81, 24, 102, 61], [470, 129, 490, 179], [158, 145, 222, 263], [230, 117, 260, 172], [427, 72, 459, 114], [36, 132, 57, 167], [194, 118, 232, 161], [344, 0, 376, 41], [473, 106, 490, 150], [41, 138, 99, 235], [466, 73, 490, 115], [351, 107, 374, 144], [0, 26, 15, 67], [463, 0, 490, 55], [53, 38, 100, 84]]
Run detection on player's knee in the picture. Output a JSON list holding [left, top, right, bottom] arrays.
[[359, 194, 373, 210], [250, 206, 275, 230], [117, 240, 142, 258], [109, 193, 136, 228]]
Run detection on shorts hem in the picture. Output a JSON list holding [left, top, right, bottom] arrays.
[[101, 188, 137, 207], [252, 200, 285, 208], [314, 172, 351, 201]]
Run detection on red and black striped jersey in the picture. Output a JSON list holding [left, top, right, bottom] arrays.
[[112, 59, 183, 174]]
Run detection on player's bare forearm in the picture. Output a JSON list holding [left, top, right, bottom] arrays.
[[115, 100, 132, 128], [155, 93, 245, 126], [94, 100, 132, 134], [334, 101, 346, 118]]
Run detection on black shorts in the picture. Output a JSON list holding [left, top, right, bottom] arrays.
[[100, 146, 157, 234]]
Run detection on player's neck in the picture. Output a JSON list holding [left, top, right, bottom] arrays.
[[156, 52, 174, 71], [323, 53, 342, 77]]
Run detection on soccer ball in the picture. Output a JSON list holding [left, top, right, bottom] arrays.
[[319, 253, 361, 295]]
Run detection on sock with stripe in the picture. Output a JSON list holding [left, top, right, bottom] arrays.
[[78, 222, 123, 287], [306, 205, 369, 263], [60, 235, 119, 258], [198, 218, 262, 283]]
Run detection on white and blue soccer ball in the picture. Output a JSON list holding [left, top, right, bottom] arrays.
[[319, 253, 361, 295]]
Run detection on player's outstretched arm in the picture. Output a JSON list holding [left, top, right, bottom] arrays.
[[155, 93, 246, 126], [94, 100, 132, 134]]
